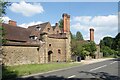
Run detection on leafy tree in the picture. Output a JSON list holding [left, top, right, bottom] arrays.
[[113, 33, 120, 51], [83, 41, 96, 58], [70, 32, 76, 40], [0, 1, 18, 80], [103, 36, 113, 48], [0, 1, 10, 45], [76, 31, 84, 41], [100, 33, 120, 57], [58, 19, 63, 28], [0, 1, 10, 16]]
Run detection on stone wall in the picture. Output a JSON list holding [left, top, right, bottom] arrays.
[[2, 33, 71, 65], [47, 37, 66, 62], [95, 45, 103, 59], [2, 46, 39, 66]]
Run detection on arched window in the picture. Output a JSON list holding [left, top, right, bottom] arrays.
[[57, 31, 59, 34], [49, 44, 51, 47], [58, 49, 61, 54], [48, 28, 50, 32]]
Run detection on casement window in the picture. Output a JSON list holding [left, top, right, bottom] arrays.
[[36, 26, 41, 31], [30, 36, 37, 40], [48, 28, 50, 32]]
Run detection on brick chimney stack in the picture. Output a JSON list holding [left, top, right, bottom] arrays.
[[55, 23, 58, 27], [90, 28, 94, 41], [9, 20, 17, 26], [62, 13, 70, 33]]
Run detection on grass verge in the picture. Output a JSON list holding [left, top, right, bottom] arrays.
[[3, 62, 81, 79]]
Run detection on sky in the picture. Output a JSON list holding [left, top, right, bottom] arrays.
[[2, 1, 119, 44]]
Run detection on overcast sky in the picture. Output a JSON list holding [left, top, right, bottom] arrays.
[[2, 1, 118, 44]]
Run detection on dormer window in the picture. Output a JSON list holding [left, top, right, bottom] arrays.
[[48, 28, 50, 32], [30, 36, 37, 40], [36, 26, 41, 31]]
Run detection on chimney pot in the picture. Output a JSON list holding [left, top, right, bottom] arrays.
[[62, 13, 68, 18], [55, 23, 58, 26], [90, 28, 94, 41], [9, 20, 17, 26]]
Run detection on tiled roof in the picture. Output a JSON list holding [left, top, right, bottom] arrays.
[[28, 22, 49, 36], [4, 42, 40, 47], [2, 23, 31, 42], [48, 33, 67, 39]]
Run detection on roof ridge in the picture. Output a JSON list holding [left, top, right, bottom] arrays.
[[2, 23, 27, 29], [28, 22, 50, 28]]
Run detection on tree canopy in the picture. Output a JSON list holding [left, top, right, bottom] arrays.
[[71, 32, 96, 60], [100, 33, 120, 58], [76, 31, 84, 41], [58, 19, 63, 28], [0, 1, 10, 44]]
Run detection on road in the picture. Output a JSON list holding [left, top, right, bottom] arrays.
[[19, 58, 120, 80]]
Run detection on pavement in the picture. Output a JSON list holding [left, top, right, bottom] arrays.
[[79, 58, 114, 64], [18, 58, 119, 80]]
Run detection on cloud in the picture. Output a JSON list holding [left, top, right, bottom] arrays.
[[71, 15, 118, 44], [18, 21, 43, 28], [9, 1, 44, 17], [73, 16, 92, 24], [1, 16, 11, 23]]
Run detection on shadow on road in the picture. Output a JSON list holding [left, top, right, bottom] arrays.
[[109, 58, 120, 61], [79, 71, 120, 80], [17, 71, 120, 80], [18, 76, 102, 80]]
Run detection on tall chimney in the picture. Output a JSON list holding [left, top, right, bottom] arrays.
[[9, 20, 17, 26], [67, 15, 70, 32], [90, 28, 94, 41], [55, 23, 58, 27], [62, 13, 70, 33]]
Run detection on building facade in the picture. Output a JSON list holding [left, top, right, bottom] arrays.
[[2, 13, 71, 65]]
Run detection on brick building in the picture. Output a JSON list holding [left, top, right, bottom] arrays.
[[2, 13, 71, 65]]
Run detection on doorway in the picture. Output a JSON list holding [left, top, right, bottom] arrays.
[[48, 51, 53, 62]]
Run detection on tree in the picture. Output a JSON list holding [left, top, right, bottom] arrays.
[[100, 33, 120, 58], [113, 33, 120, 51], [103, 36, 113, 48], [76, 31, 84, 41], [0, 1, 10, 45], [70, 32, 76, 40], [0, 1, 10, 16], [83, 41, 96, 58], [58, 19, 63, 28]]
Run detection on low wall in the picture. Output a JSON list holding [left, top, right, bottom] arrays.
[[2, 46, 39, 66]]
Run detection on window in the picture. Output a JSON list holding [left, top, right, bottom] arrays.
[[36, 26, 41, 31], [30, 36, 37, 40], [58, 49, 61, 54], [48, 28, 50, 32], [57, 31, 59, 34], [49, 44, 51, 47]]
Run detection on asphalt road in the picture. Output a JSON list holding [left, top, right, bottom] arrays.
[[19, 58, 120, 80]]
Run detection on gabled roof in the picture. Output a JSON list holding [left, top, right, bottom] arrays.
[[52, 26, 56, 30], [28, 22, 49, 32], [28, 22, 50, 36], [2, 23, 31, 42]]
